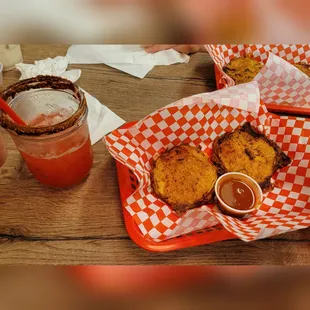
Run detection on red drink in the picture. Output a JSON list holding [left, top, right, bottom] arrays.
[[16, 112, 93, 188], [19, 137, 92, 188], [0, 76, 94, 188]]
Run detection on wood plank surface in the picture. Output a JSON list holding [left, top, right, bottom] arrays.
[[0, 45, 309, 265]]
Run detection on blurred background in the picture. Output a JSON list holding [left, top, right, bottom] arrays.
[[0, 266, 309, 310], [0, 0, 309, 43]]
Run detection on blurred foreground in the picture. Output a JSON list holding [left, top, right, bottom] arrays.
[[0, 266, 309, 310], [0, 0, 310, 43]]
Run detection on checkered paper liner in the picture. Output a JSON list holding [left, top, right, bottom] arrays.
[[105, 82, 310, 242], [205, 44, 310, 108]]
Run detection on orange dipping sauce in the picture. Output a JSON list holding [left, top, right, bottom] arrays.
[[219, 179, 255, 210]]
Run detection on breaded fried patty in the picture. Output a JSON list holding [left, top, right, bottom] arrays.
[[212, 123, 291, 191], [151, 145, 217, 214], [294, 63, 310, 77], [224, 57, 310, 85], [223, 56, 264, 85]]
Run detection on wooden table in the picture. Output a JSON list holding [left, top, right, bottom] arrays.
[[0, 45, 309, 265]]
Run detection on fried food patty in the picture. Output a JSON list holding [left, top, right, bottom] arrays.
[[151, 144, 217, 214], [223, 57, 310, 85], [294, 63, 310, 77], [212, 123, 291, 191], [223, 56, 264, 85]]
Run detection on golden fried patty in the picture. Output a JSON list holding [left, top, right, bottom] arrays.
[[224, 57, 310, 85], [223, 56, 264, 85], [294, 63, 310, 77], [151, 144, 217, 214], [212, 123, 291, 191]]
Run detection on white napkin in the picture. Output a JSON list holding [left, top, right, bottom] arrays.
[[66, 45, 190, 79], [15, 57, 125, 145], [16, 56, 82, 83]]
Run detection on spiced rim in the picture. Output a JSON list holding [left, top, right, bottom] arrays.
[[0, 75, 87, 136]]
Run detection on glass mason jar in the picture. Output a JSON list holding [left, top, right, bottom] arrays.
[[0, 76, 93, 188]]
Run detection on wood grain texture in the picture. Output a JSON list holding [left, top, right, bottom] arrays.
[[0, 238, 309, 266], [0, 45, 309, 265]]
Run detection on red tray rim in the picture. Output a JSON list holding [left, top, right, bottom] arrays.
[[214, 64, 310, 117]]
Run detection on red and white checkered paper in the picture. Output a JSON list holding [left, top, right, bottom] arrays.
[[205, 44, 310, 108], [105, 82, 310, 242]]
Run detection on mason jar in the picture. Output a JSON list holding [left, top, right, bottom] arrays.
[[0, 75, 93, 188]]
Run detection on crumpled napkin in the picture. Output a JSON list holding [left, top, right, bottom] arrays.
[[15, 57, 125, 145], [66, 45, 190, 79], [16, 56, 81, 83]]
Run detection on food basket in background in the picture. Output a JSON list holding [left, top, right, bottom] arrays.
[[206, 44, 310, 116]]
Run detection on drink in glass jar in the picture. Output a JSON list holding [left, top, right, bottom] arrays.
[[0, 76, 93, 188]]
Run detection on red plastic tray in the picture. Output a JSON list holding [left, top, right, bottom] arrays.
[[116, 122, 235, 252], [214, 64, 310, 116]]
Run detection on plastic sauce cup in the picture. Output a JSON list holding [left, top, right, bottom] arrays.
[[215, 172, 263, 218]]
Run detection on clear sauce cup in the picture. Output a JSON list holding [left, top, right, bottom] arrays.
[[215, 172, 263, 218]]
